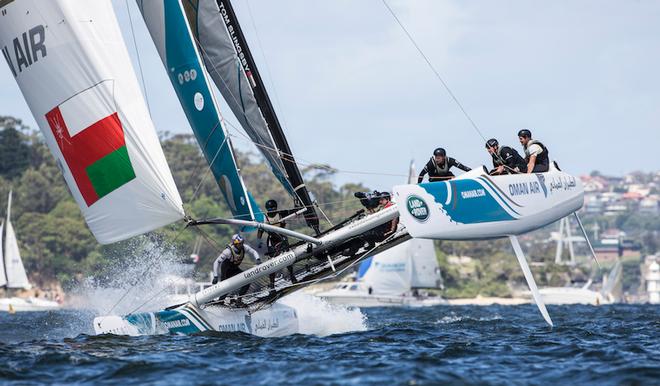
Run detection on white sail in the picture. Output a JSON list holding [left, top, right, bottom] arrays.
[[409, 239, 441, 288], [0, 220, 6, 287], [5, 191, 29, 289], [360, 244, 413, 295], [0, 0, 184, 244]]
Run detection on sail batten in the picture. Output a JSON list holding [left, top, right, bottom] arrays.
[[0, 0, 185, 244], [187, 0, 320, 231]]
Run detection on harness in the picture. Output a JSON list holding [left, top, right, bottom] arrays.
[[429, 156, 450, 175], [226, 245, 245, 265]]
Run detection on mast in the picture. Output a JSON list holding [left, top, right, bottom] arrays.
[[215, 0, 320, 233]]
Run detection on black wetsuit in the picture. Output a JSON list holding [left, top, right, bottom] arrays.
[[490, 146, 527, 174], [258, 209, 298, 285], [418, 157, 471, 183]]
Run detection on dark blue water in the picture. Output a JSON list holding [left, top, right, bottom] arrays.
[[0, 304, 658, 385]]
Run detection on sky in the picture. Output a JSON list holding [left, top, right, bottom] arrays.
[[1, 0, 658, 192]]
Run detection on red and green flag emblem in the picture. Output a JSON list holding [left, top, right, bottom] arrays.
[[46, 108, 136, 206]]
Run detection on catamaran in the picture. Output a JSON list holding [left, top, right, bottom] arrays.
[[316, 162, 446, 308], [0, 191, 60, 312], [1, 0, 595, 334]]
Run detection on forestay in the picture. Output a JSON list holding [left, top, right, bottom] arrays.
[[4, 191, 29, 289], [0, 0, 184, 244], [138, 0, 260, 222], [183, 0, 320, 231]]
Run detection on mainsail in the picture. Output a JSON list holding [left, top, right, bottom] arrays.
[[0, 0, 184, 244], [4, 191, 29, 289], [137, 0, 260, 222], [183, 0, 320, 232]]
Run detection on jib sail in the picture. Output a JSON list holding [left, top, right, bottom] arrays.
[[0, 0, 184, 244], [138, 0, 261, 222], [4, 191, 30, 289], [182, 0, 320, 232]]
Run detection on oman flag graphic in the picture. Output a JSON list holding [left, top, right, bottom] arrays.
[[45, 84, 136, 207]]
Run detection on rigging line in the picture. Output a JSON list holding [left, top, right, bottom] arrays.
[[380, 0, 487, 143], [225, 128, 408, 178], [105, 224, 188, 316], [188, 136, 230, 206], [188, 31, 307, 206], [127, 226, 225, 314], [244, 0, 291, 131], [232, 231, 401, 303], [125, 0, 152, 116]]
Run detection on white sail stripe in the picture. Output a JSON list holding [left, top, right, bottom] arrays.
[[444, 181, 452, 205]]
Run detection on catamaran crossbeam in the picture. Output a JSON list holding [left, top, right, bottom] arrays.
[[190, 205, 399, 307]]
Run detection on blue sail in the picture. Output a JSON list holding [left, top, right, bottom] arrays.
[[138, 1, 261, 222]]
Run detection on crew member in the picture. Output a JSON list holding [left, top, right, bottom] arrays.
[[417, 148, 471, 182], [485, 138, 527, 175], [258, 199, 299, 285], [378, 192, 398, 238], [212, 234, 262, 299], [518, 129, 550, 173]]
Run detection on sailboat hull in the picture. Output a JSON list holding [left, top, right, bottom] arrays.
[[317, 291, 447, 308], [93, 302, 298, 337], [0, 297, 60, 312]]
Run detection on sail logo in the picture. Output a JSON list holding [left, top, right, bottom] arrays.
[[45, 82, 136, 206], [407, 195, 429, 222], [2, 25, 46, 78]]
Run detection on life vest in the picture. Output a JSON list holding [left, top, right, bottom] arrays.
[[524, 140, 549, 169], [226, 245, 245, 265], [429, 157, 451, 177]]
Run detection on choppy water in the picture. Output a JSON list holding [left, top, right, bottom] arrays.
[[0, 303, 658, 385]]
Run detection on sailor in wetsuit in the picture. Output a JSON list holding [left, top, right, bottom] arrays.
[[212, 234, 261, 300], [258, 199, 299, 286], [485, 138, 527, 175], [518, 129, 550, 173], [417, 148, 471, 182]]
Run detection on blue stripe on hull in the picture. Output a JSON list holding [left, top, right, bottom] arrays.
[[420, 179, 516, 224]]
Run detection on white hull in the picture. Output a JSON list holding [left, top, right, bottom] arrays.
[[0, 297, 61, 312], [317, 288, 446, 308], [94, 301, 298, 337], [537, 287, 609, 305]]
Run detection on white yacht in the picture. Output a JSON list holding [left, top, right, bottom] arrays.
[[0, 191, 60, 312]]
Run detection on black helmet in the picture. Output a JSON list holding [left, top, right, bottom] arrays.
[[265, 199, 277, 212], [517, 129, 532, 138], [485, 138, 499, 148], [380, 192, 391, 201], [433, 148, 446, 157]]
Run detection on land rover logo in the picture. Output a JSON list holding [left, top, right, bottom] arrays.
[[407, 195, 429, 222]]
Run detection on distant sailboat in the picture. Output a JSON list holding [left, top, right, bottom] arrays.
[[0, 191, 60, 312], [317, 162, 446, 307]]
